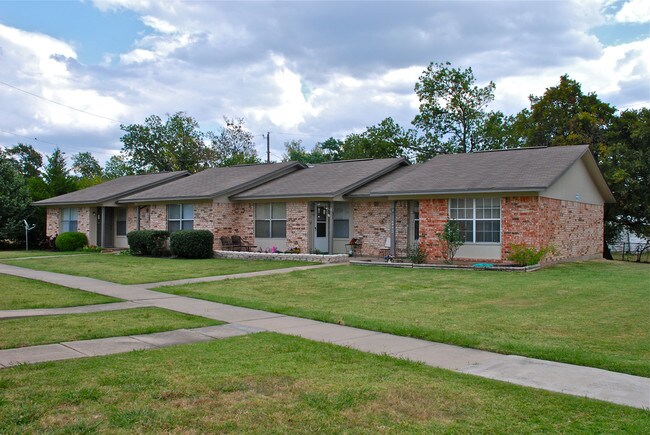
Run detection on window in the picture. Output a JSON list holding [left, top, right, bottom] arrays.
[[411, 201, 420, 241], [449, 198, 500, 243], [332, 202, 350, 239], [167, 204, 194, 232], [116, 208, 127, 236], [255, 203, 286, 238], [61, 208, 78, 233]]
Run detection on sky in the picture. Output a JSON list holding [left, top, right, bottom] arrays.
[[0, 0, 648, 166]]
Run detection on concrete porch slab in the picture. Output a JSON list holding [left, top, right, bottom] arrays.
[[0, 344, 84, 367], [62, 336, 156, 357]]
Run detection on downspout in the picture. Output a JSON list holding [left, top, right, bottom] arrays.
[[390, 201, 397, 257], [328, 201, 334, 254], [136, 206, 141, 231], [100, 207, 106, 249]]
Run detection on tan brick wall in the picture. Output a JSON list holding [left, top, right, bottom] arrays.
[[77, 207, 91, 239], [502, 196, 603, 262], [46, 207, 60, 237], [352, 200, 409, 257], [193, 202, 214, 231], [149, 204, 167, 231], [212, 201, 255, 249], [286, 201, 309, 253], [126, 206, 139, 233]]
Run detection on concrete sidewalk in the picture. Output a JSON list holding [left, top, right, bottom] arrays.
[[0, 324, 259, 368], [0, 262, 648, 409], [0, 301, 149, 320]]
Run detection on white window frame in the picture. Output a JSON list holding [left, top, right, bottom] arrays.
[[167, 204, 194, 233], [449, 198, 501, 244], [254, 203, 287, 238], [61, 207, 78, 233]]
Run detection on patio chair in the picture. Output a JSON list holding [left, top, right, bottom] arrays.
[[231, 235, 256, 252], [220, 236, 234, 250]]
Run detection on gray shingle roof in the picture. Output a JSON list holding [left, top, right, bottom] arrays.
[[118, 161, 304, 203], [232, 158, 409, 200], [33, 171, 189, 206], [349, 145, 601, 197]]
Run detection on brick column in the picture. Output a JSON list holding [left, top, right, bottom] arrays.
[[286, 201, 309, 253], [418, 198, 448, 263]]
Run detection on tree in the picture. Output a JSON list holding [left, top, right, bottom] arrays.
[[413, 61, 495, 156], [120, 112, 213, 173], [2, 143, 43, 179], [43, 148, 76, 197], [104, 154, 135, 179], [207, 117, 260, 167], [0, 158, 32, 243], [282, 139, 332, 164], [341, 117, 417, 160], [600, 108, 650, 241], [518, 75, 616, 149], [476, 111, 523, 151], [72, 152, 103, 179]]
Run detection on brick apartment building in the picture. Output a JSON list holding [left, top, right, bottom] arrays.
[[36, 145, 614, 263]]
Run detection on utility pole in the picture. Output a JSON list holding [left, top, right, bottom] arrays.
[[266, 131, 270, 163]]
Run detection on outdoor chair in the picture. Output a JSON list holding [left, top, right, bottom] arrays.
[[231, 235, 256, 251], [220, 236, 234, 250]]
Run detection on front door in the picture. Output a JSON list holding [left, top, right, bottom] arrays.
[[314, 203, 329, 253]]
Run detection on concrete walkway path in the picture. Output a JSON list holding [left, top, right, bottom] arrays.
[[0, 301, 149, 320], [0, 262, 648, 410], [0, 324, 260, 368], [141, 262, 345, 289]]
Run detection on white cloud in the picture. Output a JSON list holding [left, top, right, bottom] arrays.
[[615, 0, 650, 23]]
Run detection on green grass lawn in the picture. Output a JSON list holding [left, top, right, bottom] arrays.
[[0, 274, 118, 310], [159, 261, 650, 377], [0, 254, 311, 284], [0, 308, 220, 349], [0, 250, 92, 259], [0, 333, 647, 433]]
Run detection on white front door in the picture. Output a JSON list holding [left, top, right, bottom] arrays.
[[314, 203, 329, 253]]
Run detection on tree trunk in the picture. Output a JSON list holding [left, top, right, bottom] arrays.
[[603, 239, 613, 260]]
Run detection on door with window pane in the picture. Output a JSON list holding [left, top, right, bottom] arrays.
[[314, 203, 329, 253]]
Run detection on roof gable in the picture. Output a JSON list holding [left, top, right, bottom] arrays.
[[118, 161, 305, 203], [232, 158, 409, 200], [349, 145, 613, 201], [33, 171, 189, 206]]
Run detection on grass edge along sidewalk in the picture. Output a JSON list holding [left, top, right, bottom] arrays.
[[157, 260, 650, 377], [0, 333, 648, 433]]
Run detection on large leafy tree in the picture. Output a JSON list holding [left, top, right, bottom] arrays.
[[413, 61, 495, 156], [104, 154, 135, 179], [600, 108, 650, 241], [0, 158, 32, 242], [207, 117, 260, 167], [341, 117, 417, 160], [517, 75, 616, 149], [282, 139, 333, 165], [2, 143, 43, 179], [120, 112, 213, 173], [72, 152, 103, 179]]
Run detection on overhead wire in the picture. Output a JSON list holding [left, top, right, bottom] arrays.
[[0, 79, 124, 124]]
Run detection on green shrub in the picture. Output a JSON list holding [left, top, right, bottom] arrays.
[[81, 245, 102, 253], [508, 244, 556, 266], [436, 220, 464, 264], [169, 230, 214, 259], [407, 242, 427, 264], [55, 232, 88, 252], [127, 230, 170, 257]]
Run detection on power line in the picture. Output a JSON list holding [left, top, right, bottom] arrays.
[[0, 128, 115, 156], [0, 80, 124, 124]]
